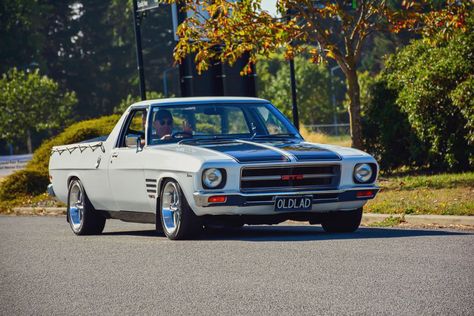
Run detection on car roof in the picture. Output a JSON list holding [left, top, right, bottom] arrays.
[[130, 96, 269, 108]]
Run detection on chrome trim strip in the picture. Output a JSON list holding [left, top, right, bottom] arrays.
[[241, 173, 336, 181], [240, 185, 337, 193]]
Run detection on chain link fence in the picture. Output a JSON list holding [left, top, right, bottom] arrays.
[[304, 123, 350, 136]]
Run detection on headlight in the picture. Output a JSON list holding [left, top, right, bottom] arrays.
[[202, 168, 225, 189], [353, 163, 373, 183]]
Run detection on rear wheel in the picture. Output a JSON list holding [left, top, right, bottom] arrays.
[[67, 179, 106, 235], [321, 208, 363, 233], [159, 180, 202, 240]]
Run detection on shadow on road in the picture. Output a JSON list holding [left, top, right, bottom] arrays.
[[101, 225, 472, 242]]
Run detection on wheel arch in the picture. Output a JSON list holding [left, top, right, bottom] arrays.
[[156, 176, 176, 212], [67, 175, 80, 187]]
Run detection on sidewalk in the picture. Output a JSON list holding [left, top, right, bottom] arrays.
[[8, 206, 474, 227]]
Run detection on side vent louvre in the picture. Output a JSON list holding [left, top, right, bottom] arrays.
[[145, 179, 157, 198]]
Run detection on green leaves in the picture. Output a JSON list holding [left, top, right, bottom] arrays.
[[0, 68, 77, 148], [381, 17, 474, 170], [258, 53, 344, 126]]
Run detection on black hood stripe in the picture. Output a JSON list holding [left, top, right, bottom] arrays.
[[199, 141, 289, 163], [271, 141, 341, 161], [190, 139, 340, 163]]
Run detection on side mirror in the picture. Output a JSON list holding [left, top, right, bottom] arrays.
[[125, 134, 143, 152]]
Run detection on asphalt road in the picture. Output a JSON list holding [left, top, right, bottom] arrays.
[[1, 216, 473, 315]]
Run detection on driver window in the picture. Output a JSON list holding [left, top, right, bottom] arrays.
[[120, 109, 147, 147]]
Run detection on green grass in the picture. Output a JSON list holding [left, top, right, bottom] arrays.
[[367, 172, 474, 216], [299, 127, 352, 147], [378, 172, 474, 191], [367, 216, 405, 227]]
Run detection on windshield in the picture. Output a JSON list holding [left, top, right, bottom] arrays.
[[147, 102, 301, 145]]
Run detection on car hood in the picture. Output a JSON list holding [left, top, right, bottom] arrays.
[[162, 138, 371, 163], [149, 139, 372, 165]]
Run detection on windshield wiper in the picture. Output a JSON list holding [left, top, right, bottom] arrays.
[[178, 137, 237, 145], [252, 133, 297, 139]]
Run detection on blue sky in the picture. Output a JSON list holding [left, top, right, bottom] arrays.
[[261, 0, 278, 16]]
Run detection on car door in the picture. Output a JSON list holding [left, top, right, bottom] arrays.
[[107, 108, 151, 212]]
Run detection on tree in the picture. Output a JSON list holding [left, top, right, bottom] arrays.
[[0, 68, 76, 153], [1, 1, 177, 119], [258, 54, 345, 126], [113, 91, 166, 113], [165, 0, 470, 148]]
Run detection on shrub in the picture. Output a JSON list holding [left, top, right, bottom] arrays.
[[0, 115, 119, 201], [361, 78, 428, 171], [450, 76, 474, 146], [383, 21, 474, 171], [0, 169, 50, 201]]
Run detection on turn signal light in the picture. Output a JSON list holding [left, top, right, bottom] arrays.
[[208, 195, 227, 203], [356, 190, 374, 198]]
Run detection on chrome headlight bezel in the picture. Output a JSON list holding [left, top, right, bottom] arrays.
[[353, 163, 376, 184], [202, 168, 226, 189]]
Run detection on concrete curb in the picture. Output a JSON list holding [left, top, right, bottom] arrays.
[[8, 207, 474, 227], [362, 213, 474, 226]]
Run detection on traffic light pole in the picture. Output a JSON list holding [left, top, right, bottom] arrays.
[[132, 0, 146, 100]]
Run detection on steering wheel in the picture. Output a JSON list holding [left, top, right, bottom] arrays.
[[171, 131, 193, 139]]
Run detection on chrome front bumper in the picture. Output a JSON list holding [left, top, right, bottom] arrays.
[[193, 186, 379, 207]]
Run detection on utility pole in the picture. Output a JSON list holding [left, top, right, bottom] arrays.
[[132, 0, 152, 101], [289, 59, 299, 131], [287, 9, 299, 131]]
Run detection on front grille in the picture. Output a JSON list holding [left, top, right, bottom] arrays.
[[240, 165, 340, 192]]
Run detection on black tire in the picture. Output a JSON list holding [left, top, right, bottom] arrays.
[[159, 179, 202, 240], [155, 206, 164, 236], [321, 208, 363, 233], [67, 179, 106, 235]]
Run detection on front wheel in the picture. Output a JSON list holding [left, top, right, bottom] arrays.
[[321, 208, 363, 233], [67, 179, 106, 235], [159, 180, 202, 240]]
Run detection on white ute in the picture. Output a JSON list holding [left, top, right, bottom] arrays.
[[49, 97, 379, 240]]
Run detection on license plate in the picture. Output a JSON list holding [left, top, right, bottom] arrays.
[[274, 195, 313, 212]]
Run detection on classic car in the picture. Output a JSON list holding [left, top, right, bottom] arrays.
[[48, 97, 379, 240]]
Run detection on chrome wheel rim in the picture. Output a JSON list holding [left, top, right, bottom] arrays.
[[69, 182, 84, 232], [161, 182, 181, 235]]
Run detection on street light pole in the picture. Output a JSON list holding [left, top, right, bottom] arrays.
[[132, 0, 146, 101]]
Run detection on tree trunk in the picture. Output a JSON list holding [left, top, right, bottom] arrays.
[[26, 129, 33, 154], [346, 69, 363, 149]]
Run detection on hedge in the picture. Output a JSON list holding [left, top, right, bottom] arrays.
[[0, 115, 120, 201]]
